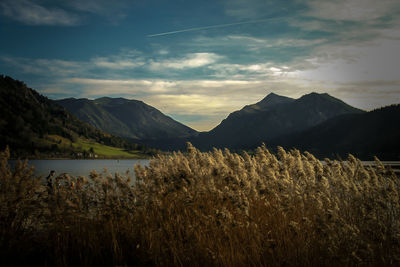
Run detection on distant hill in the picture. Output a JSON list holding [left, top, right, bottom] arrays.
[[56, 97, 197, 140], [190, 92, 365, 150], [0, 75, 152, 158], [271, 104, 400, 160]]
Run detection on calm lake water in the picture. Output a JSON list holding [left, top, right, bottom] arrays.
[[8, 159, 150, 178], [7, 159, 400, 179]]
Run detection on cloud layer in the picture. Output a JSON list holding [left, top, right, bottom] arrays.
[[1, 0, 400, 130], [0, 0, 130, 25], [0, 0, 79, 25]]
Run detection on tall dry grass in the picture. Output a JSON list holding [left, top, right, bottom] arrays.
[[1, 144, 399, 266]]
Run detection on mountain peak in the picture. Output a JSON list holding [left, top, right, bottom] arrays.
[[239, 92, 294, 113], [257, 92, 294, 106], [95, 97, 131, 106], [95, 96, 123, 102], [298, 92, 343, 105], [300, 92, 331, 100], [94, 97, 145, 106], [296, 92, 365, 114], [265, 92, 279, 97]]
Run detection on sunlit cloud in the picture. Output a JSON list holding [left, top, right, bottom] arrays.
[[63, 78, 261, 97], [227, 35, 327, 48], [149, 53, 222, 70], [146, 94, 260, 130], [208, 62, 294, 80], [192, 35, 326, 54]]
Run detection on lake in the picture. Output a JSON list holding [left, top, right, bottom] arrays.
[[7, 159, 400, 179], [8, 159, 150, 178]]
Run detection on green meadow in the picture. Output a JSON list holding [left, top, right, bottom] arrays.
[[45, 135, 149, 159]]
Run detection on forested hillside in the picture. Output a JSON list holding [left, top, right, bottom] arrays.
[[0, 75, 154, 158]]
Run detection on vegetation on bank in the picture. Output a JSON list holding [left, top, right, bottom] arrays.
[[39, 135, 153, 159], [1, 144, 399, 266]]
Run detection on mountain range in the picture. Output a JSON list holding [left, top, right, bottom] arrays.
[[123, 92, 399, 160], [191, 92, 365, 150], [2, 75, 400, 160]]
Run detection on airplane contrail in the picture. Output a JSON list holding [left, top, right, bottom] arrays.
[[147, 17, 282, 38]]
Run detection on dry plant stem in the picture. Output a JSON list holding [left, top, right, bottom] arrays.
[[1, 143, 400, 266]]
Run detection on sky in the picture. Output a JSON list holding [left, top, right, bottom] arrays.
[[1, 0, 400, 131]]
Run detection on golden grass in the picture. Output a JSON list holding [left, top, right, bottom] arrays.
[[1, 143, 399, 266]]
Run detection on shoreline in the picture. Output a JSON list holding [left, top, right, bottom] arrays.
[[9, 156, 151, 161]]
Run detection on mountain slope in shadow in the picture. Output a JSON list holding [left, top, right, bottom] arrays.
[[271, 104, 400, 160], [56, 97, 198, 140], [191, 92, 365, 150]]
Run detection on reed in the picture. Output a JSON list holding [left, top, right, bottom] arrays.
[[1, 144, 399, 266]]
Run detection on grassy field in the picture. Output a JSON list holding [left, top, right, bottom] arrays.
[[46, 134, 148, 158], [72, 138, 145, 158], [1, 144, 399, 266]]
